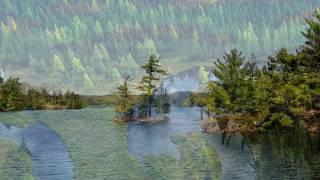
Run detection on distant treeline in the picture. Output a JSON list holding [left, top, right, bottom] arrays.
[[0, 0, 319, 93], [84, 94, 140, 106], [0, 77, 84, 112]]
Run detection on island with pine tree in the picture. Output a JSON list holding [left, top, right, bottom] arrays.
[[114, 55, 171, 122]]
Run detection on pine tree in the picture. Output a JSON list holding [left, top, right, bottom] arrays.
[[111, 68, 122, 82], [207, 49, 246, 113], [91, 0, 100, 12], [94, 21, 103, 37], [300, 10, 320, 110], [9, 18, 17, 32], [263, 28, 272, 52], [52, 54, 65, 72], [243, 22, 259, 54], [115, 76, 135, 119], [301, 10, 320, 72], [98, 44, 111, 61], [91, 44, 106, 73], [0, 78, 25, 111], [71, 56, 84, 72], [138, 55, 167, 117]]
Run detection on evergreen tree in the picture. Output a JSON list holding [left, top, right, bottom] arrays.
[[300, 10, 320, 110], [138, 55, 167, 116], [52, 54, 66, 72], [301, 10, 320, 72], [207, 49, 246, 113], [91, 0, 100, 12], [94, 21, 103, 37], [111, 67, 122, 82], [262, 49, 311, 128], [263, 28, 272, 52], [0, 0, 318, 94], [243, 22, 259, 53], [115, 76, 135, 119], [26, 89, 43, 110], [0, 77, 25, 111], [83, 73, 94, 91], [92, 44, 106, 74]]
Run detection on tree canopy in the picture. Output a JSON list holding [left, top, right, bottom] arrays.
[[0, 0, 318, 93]]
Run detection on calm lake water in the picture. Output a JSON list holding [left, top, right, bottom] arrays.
[[0, 107, 319, 179]]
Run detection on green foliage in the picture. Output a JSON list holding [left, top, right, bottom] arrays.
[[138, 55, 167, 96], [0, 78, 84, 112], [115, 77, 135, 118], [262, 113, 294, 128], [264, 49, 311, 119], [203, 11, 320, 130], [52, 54, 66, 72], [171, 133, 221, 179], [0, 108, 143, 180], [0, 77, 25, 111], [144, 155, 180, 180], [301, 10, 320, 72], [189, 92, 208, 107], [0, 109, 222, 180], [144, 133, 221, 180], [0, 0, 318, 93], [0, 140, 34, 180], [138, 55, 168, 117], [300, 10, 320, 109], [207, 49, 246, 113]]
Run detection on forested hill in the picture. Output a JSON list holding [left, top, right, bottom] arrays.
[[0, 0, 319, 94]]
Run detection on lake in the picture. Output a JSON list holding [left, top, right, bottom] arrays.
[[0, 107, 319, 179]]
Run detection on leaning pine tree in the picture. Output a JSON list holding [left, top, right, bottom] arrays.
[[138, 55, 167, 117]]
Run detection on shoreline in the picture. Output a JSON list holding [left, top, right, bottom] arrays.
[[114, 114, 169, 123], [201, 112, 320, 135], [0, 103, 86, 112]]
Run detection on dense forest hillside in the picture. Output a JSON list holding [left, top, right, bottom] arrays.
[[0, 0, 319, 94]]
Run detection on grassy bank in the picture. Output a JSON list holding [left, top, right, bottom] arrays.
[[144, 133, 222, 180], [0, 108, 143, 179], [0, 140, 33, 180]]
